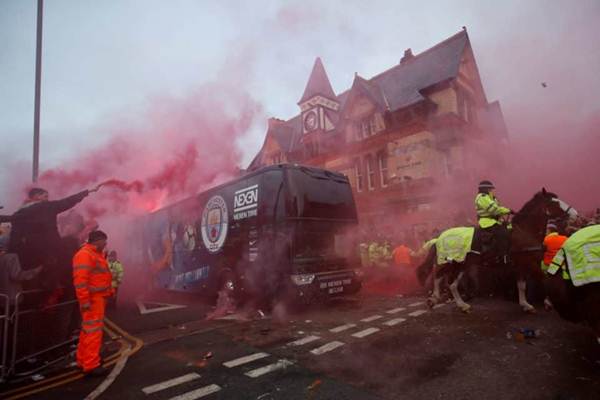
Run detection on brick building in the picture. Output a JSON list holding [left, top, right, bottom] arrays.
[[248, 28, 508, 244]]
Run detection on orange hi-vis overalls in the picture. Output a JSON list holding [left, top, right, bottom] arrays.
[[73, 243, 113, 372]]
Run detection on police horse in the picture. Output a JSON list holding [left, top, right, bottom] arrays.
[[421, 189, 576, 313]]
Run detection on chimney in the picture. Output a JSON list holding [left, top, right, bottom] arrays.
[[400, 48, 414, 64]]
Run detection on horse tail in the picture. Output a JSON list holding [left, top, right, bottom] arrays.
[[416, 246, 436, 286]]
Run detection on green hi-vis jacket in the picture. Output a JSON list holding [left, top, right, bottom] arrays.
[[109, 260, 124, 289], [475, 193, 510, 228], [548, 224, 600, 286]]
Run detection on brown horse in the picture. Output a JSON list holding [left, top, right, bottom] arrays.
[[422, 189, 575, 313]]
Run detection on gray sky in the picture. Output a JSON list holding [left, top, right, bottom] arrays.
[[1, 0, 599, 191]]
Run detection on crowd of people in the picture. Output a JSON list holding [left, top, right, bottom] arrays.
[[0, 185, 124, 377]]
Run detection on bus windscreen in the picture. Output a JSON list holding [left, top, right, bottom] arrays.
[[287, 167, 357, 221]]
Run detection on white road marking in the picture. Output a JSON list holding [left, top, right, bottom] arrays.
[[433, 303, 446, 309], [244, 359, 294, 378], [386, 307, 406, 314], [136, 300, 187, 315], [352, 327, 380, 338], [223, 352, 270, 368], [383, 318, 406, 326], [141, 373, 201, 395], [408, 301, 425, 307], [84, 345, 131, 400], [310, 341, 345, 355], [287, 335, 320, 346], [408, 309, 428, 317], [360, 315, 383, 322], [329, 323, 356, 333], [167, 384, 221, 400]]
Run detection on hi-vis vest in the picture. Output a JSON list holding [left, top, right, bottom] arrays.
[[548, 224, 600, 286], [475, 193, 511, 228], [73, 244, 113, 307], [436, 227, 474, 265]]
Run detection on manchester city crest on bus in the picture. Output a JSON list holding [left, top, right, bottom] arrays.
[[201, 195, 228, 253]]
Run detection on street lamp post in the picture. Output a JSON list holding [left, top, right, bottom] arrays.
[[32, 0, 44, 182]]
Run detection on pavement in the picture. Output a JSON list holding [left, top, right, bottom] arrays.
[[4, 284, 600, 400]]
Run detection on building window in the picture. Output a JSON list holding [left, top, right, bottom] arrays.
[[443, 152, 454, 177], [377, 151, 388, 187], [354, 159, 363, 192], [360, 116, 377, 138], [355, 122, 363, 141], [365, 155, 376, 191], [458, 92, 474, 124]]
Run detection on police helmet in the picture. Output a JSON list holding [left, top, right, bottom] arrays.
[[478, 180, 495, 191]]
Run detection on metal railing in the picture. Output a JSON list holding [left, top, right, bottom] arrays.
[[1, 289, 79, 378], [0, 294, 9, 382]]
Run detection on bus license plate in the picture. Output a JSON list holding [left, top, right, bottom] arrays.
[[328, 286, 344, 294]]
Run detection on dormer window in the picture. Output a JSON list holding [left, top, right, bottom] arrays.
[[357, 116, 377, 139]]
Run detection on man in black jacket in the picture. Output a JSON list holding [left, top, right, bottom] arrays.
[[8, 185, 103, 279]]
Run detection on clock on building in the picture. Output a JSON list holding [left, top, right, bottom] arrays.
[[304, 110, 318, 131]]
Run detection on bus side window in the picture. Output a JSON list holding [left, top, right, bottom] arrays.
[[259, 170, 285, 220]]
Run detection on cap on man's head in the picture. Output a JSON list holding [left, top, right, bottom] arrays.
[[546, 223, 558, 231], [88, 230, 108, 243], [28, 187, 48, 199]]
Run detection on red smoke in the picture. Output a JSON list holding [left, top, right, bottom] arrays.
[[499, 110, 600, 214], [0, 82, 264, 276], [7, 83, 263, 221]]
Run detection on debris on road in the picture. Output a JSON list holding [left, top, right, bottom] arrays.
[[520, 328, 541, 339], [307, 379, 322, 390]]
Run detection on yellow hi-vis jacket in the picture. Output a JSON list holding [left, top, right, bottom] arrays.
[[548, 224, 600, 286], [475, 193, 510, 228], [108, 260, 124, 289]]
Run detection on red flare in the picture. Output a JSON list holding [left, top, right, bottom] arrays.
[[99, 179, 144, 193]]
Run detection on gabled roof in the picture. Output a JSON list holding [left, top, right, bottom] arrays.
[[249, 29, 472, 170], [336, 29, 469, 111], [370, 30, 468, 110], [341, 74, 390, 115], [298, 57, 337, 104]]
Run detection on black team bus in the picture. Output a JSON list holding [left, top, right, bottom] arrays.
[[137, 164, 361, 304]]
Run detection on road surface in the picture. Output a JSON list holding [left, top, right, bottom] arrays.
[[7, 287, 600, 400]]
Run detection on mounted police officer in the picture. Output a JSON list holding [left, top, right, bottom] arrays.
[[475, 180, 512, 264]]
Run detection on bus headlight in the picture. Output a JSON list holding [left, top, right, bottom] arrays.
[[291, 274, 315, 286]]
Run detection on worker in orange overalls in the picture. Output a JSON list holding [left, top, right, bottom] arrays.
[[541, 222, 568, 310], [542, 223, 568, 273], [73, 230, 113, 376]]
